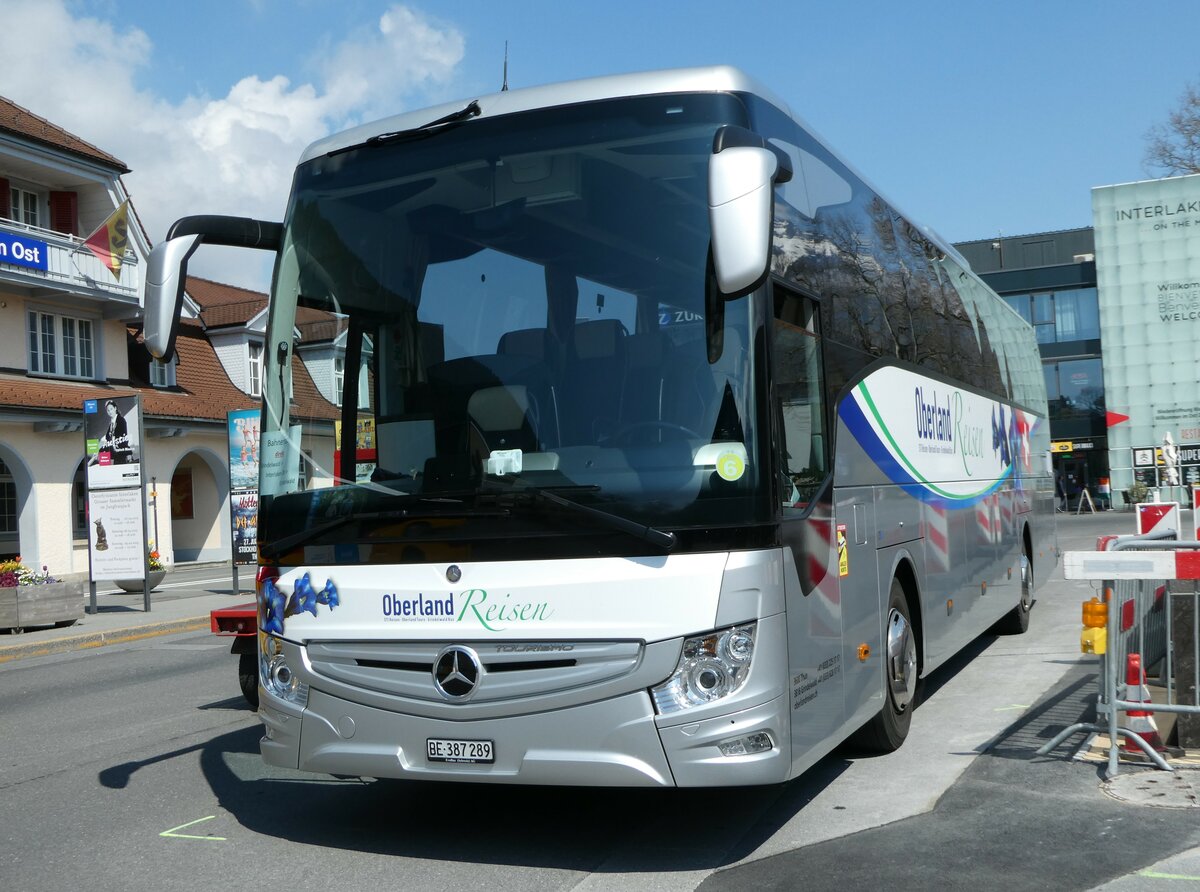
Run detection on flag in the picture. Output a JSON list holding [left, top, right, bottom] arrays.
[[81, 200, 130, 281]]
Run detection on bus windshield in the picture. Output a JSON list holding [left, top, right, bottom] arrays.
[[259, 93, 772, 558]]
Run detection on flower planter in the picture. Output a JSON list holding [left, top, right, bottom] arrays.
[[0, 580, 86, 631], [114, 570, 166, 593]]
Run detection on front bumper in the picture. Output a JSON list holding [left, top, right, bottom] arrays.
[[261, 687, 790, 787]]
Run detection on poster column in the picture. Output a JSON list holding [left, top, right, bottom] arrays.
[[83, 396, 151, 612], [228, 410, 260, 595]]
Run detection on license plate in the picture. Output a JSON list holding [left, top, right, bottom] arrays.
[[426, 737, 494, 764]]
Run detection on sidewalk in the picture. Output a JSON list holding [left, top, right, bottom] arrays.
[[0, 560, 253, 663]]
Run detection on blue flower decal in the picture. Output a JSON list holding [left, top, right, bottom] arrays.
[[261, 577, 286, 636], [317, 578, 339, 608], [262, 572, 340, 635], [287, 572, 320, 618]]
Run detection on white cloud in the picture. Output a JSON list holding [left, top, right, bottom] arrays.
[[2, 0, 465, 290]]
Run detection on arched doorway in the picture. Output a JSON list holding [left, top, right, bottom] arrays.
[[168, 449, 228, 563]]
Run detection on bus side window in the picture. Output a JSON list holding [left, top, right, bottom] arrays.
[[772, 285, 828, 515]]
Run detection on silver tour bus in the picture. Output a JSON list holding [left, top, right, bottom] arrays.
[[144, 66, 1054, 786]]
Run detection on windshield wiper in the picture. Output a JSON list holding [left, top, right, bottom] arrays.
[[324, 100, 483, 157], [259, 495, 494, 559], [497, 484, 677, 551]]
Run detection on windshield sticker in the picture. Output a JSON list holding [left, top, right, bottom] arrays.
[[716, 450, 746, 482], [840, 366, 1041, 509], [260, 572, 340, 636]]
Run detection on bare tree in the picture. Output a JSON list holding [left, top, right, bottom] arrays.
[[1145, 82, 1200, 175]]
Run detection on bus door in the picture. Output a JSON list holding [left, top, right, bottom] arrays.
[[772, 285, 846, 753]]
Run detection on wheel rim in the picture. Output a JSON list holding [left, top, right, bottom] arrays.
[[1020, 553, 1033, 612], [886, 607, 917, 712]]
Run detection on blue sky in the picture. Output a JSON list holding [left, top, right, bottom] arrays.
[[7, 0, 1199, 288]]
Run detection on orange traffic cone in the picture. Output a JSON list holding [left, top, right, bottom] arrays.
[[1121, 653, 1168, 754]]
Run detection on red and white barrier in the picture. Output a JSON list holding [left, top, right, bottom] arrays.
[[1121, 653, 1168, 753], [1065, 549, 1200, 581], [1137, 503, 1179, 536]]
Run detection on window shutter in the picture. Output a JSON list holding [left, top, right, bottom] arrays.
[[49, 191, 79, 235], [0, 177, 9, 219]]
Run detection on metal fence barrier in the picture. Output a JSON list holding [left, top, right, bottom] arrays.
[[1037, 531, 1200, 778]]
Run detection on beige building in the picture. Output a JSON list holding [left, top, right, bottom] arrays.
[[0, 96, 337, 577]]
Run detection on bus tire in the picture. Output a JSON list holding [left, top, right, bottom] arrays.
[[850, 579, 918, 753], [992, 546, 1033, 636], [239, 651, 260, 709]]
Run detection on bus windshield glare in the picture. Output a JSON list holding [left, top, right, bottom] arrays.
[[258, 94, 774, 557]]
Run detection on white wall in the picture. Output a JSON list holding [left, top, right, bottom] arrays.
[[0, 421, 231, 576]]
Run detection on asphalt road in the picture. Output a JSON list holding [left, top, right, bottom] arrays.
[[3, 513, 1200, 891]]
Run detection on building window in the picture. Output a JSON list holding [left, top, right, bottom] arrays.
[[1003, 288, 1099, 345], [248, 341, 263, 397], [0, 457, 16, 535], [27, 309, 97, 379], [333, 355, 345, 407], [72, 463, 87, 539], [150, 357, 175, 388], [11, 187, 39, 227]]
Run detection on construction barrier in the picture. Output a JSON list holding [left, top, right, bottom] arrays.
[[1038, 530, 1199, 778]]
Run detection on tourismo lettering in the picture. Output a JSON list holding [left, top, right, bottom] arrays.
[[456, 588, 554, 632], [915, 387, 953, 442]]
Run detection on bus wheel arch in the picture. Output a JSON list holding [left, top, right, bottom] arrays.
[[850, 562, 921, 753], [992, 524, 1034, 635]]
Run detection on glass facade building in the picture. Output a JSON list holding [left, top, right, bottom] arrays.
[[1093, 173, 1200, 498], [954, 228, 1106, 507]]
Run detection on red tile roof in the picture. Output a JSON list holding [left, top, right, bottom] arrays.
[[187, 275, 341, 345], [0, 321, 256, 422], [0, 95, 129, 173], [0, 320, 338, 424]]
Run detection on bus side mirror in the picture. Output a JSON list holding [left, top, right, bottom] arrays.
[[142, 215, 283, 362], [708, 130, 790, 298], [709, 146, 776, 297], [144, 234, 201, 362]]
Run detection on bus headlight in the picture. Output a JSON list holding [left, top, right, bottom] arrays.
[[651, 623, 756, 715], [260, 634, 309, 707]]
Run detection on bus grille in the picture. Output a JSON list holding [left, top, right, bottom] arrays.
[[304, 639, 643, 703]]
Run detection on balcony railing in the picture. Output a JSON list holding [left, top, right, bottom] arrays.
[[0, 217, 140, 306]]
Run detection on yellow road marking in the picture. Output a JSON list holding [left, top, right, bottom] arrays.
[[160, 816, 226, 841]]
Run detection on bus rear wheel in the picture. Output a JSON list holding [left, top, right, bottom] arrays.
[[992, 546, 1033, 635], [850, 579, 917, 753]]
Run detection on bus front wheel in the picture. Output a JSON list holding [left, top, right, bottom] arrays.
[[239, 651, 260, 709], [851, 579, 917, 753]]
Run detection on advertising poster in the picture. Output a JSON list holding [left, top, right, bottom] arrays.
[[230, 491, 258, 564], [228, 409, 261, 566], [83, 395, 142, 490], [334, 416, 378, 484], [87, 487, 146, 579], [228, 409, 260, 490]]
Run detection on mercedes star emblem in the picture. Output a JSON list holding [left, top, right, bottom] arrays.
[[432, 645, 482, 701]]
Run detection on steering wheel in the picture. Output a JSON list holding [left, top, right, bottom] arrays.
[[611, 421, 701, 446]]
